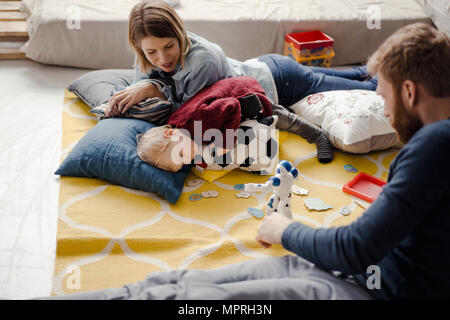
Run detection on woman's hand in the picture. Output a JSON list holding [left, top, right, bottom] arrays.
[[108, 83, 164, 115]]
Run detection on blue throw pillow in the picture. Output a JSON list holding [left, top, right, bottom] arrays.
[[55, 118, 190, 204]]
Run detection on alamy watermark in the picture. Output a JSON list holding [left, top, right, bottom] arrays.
[[366, 265, 381, 290], [66, 3, 81, 30], [66, 265, 81, 290], [366, 5, 381, 30]]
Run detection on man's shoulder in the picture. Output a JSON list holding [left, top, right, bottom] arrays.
[[411, 118, 450, 145], [421, 117, 450, 132], [401, 118, 450, 161]]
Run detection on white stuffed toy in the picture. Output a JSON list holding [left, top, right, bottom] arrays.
[[244, 160, 298, 219]]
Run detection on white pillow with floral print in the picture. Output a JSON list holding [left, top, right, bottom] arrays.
[[290, 90, 402, 153]]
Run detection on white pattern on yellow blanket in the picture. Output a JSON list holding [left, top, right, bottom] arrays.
[[52, 90, 398, 295]]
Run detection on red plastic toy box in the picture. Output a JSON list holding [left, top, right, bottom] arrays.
[[284, 30, 335, 68]]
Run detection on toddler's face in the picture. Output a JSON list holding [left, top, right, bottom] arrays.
[[141, 35, 180, 73], [155, 128, 197, 172]]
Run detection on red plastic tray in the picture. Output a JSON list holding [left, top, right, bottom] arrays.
[[342, 172, 386, 203]]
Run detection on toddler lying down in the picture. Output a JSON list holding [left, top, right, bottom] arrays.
[[92, 76, 334, 172], [137, 99, 279, 174]]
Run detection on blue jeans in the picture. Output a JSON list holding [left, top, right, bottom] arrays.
[[258, 54, 378, 107]]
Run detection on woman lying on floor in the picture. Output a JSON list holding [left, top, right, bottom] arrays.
[[103, 0, 377, 164]]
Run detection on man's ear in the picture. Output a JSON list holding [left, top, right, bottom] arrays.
[[401, 80, 418, 111]]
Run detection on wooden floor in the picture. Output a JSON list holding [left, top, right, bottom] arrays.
[[0, 1, 27, 60]]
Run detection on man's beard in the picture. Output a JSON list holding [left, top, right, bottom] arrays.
[[391, 91, 423, 144]]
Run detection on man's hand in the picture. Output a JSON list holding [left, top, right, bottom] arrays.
[[255, 213, 294, 248], [108, 83, 165, 115]]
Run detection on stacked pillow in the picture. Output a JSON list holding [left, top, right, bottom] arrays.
[[67, 69, 135, 109], [60, 69, 189, 204], [290, 90, 402, 153]]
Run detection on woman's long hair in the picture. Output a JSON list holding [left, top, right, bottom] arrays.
[[128, 0, 191, 73]]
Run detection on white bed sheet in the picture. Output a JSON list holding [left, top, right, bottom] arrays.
[[20, 0, 430, 70], [0, 60, 90, 300]]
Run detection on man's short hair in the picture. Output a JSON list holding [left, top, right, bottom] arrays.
[[367, 22, 450, 97]]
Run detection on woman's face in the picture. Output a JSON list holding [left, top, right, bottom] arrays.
[[141, 35, 180, 73]]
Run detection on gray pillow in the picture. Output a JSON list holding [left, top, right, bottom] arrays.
[[67, 69, 135, 109], [68, 69, 173, 124]]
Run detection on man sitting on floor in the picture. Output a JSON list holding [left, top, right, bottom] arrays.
[[37, 22, 450, 300]]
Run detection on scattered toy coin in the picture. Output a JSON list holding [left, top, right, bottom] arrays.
[[291, 185, 309, 195], [235, 192, 251, 199], [186, 179, 202, 187], [344, 164, 358, 173], [189, 193, 203, 201], [339, 206, 351, 216], [201, 190, 219, 198], [247, 207, 264, 219]]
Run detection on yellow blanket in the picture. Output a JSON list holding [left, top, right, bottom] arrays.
[[52, 90, 398, 295]]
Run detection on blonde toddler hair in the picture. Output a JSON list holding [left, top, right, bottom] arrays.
[[137, 124, 172, 166]]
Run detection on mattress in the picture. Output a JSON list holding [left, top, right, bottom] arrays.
[[20, 0, 430, 69], [52, 89, 399, 296]]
